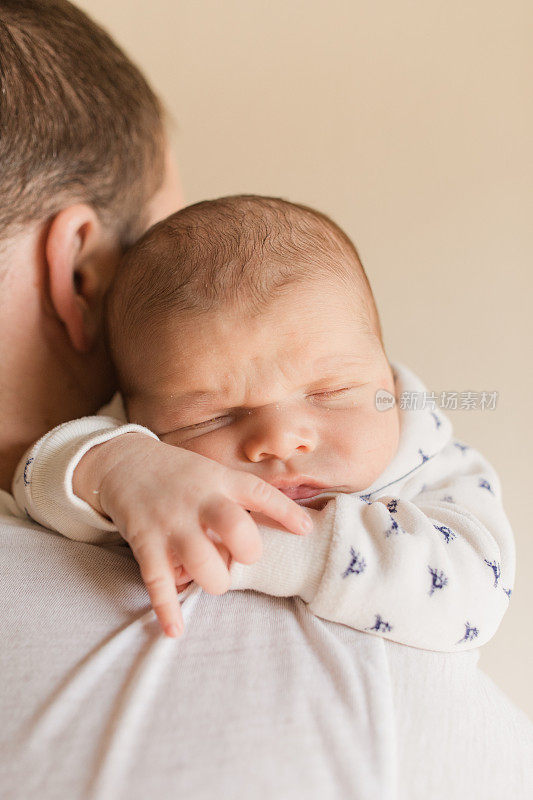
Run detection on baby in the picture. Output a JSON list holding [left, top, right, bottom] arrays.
[[13, 195, 515, 648]]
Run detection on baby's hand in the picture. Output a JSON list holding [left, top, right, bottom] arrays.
[[72, 433, 313, 638]]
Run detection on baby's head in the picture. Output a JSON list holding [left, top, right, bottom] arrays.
[[105, 195, 400, 499]]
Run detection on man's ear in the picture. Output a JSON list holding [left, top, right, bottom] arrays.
[[45, 204, 117, 353]]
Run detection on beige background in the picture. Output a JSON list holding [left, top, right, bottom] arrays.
[[76, 0, 532, 717]]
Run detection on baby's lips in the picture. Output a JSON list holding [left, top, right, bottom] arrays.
[[281, 485, 329, 501]]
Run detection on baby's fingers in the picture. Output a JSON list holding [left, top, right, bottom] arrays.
[[230, 472, 313, 536], [201, 495, 262, 564], [131, 539, 185, 638], [176, 533, 231, 596]]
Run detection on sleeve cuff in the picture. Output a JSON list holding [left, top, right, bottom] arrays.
[[229, 504, 336, 602], [18, 418, 159, 544]]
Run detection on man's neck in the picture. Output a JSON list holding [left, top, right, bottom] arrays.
[[0, 242, 115, 492], [0, 335, 114, 493]]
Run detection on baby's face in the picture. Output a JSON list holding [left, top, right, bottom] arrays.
[[126, 278, 400, 502]]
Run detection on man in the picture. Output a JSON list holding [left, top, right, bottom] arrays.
[[0, 2, 531, 798]]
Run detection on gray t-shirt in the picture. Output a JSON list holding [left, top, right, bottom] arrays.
[[0, 504, 532, 799]]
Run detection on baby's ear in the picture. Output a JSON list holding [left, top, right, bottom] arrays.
[[45, 204, 118, 353]]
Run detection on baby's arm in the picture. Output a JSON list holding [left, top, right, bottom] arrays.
[[12, 394, 157, 544], [13, 409, 514, 652], [11, 403, 313, 637], [230, 440, 515, 652]]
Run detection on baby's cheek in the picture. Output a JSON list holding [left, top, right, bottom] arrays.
[[366, 405, 400, 475], [176, 435, 231, 465], [339, 406, 399, 485]]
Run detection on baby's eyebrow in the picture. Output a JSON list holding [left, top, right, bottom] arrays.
[[169, 355, 368, 410]]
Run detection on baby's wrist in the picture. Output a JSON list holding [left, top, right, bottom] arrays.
[[72, 440, 109, 514], [73, 432, 149, 514]]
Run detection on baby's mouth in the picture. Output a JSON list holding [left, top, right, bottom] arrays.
[[280, 485, 329, 500], [268, 475, 341, 509], [287, 486, 342, 511]]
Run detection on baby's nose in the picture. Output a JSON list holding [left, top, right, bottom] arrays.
[[242, 412, 317, 463]]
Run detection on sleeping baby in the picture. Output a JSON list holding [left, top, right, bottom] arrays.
[[12, 195, 515, 649]]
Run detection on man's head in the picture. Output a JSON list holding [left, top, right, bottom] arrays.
[[107, 195, 400, 496], [0, 0, 182, 489], [0, 0, 168, 248], [0, 0, 182, 360]]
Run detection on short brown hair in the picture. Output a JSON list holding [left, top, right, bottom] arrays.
[[0, 0, 166, 246], [106, 195, 383, 396]]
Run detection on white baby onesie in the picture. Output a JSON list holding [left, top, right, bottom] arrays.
[[12, 361, 515, 652]]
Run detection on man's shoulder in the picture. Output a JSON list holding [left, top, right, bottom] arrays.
[[0, 488, 26, 520]]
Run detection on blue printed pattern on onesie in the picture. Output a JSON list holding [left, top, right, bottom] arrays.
[[457, 621, 479, 644], [428, 566, 448, 595], [454, 441, 470, 453], [342, 548, 367, 578], [23, 457, 34, 487], [384, 517, 401, 537], [418, 448, 430, 464], [330, 421, 513, 648], [384, 498, 403, 537], [430, 411, 442, 429], [366, 615, 393, 634], [484, 559, 501, 587], [434, 524, 456, 543]]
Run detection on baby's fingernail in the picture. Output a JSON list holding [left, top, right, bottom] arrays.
[[300, 514, 313, 533], [165, 624, 181, 638]]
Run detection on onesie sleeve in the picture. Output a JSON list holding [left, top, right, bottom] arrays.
[[230, 440, 515, 652], [11, 393, 159, 545]]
